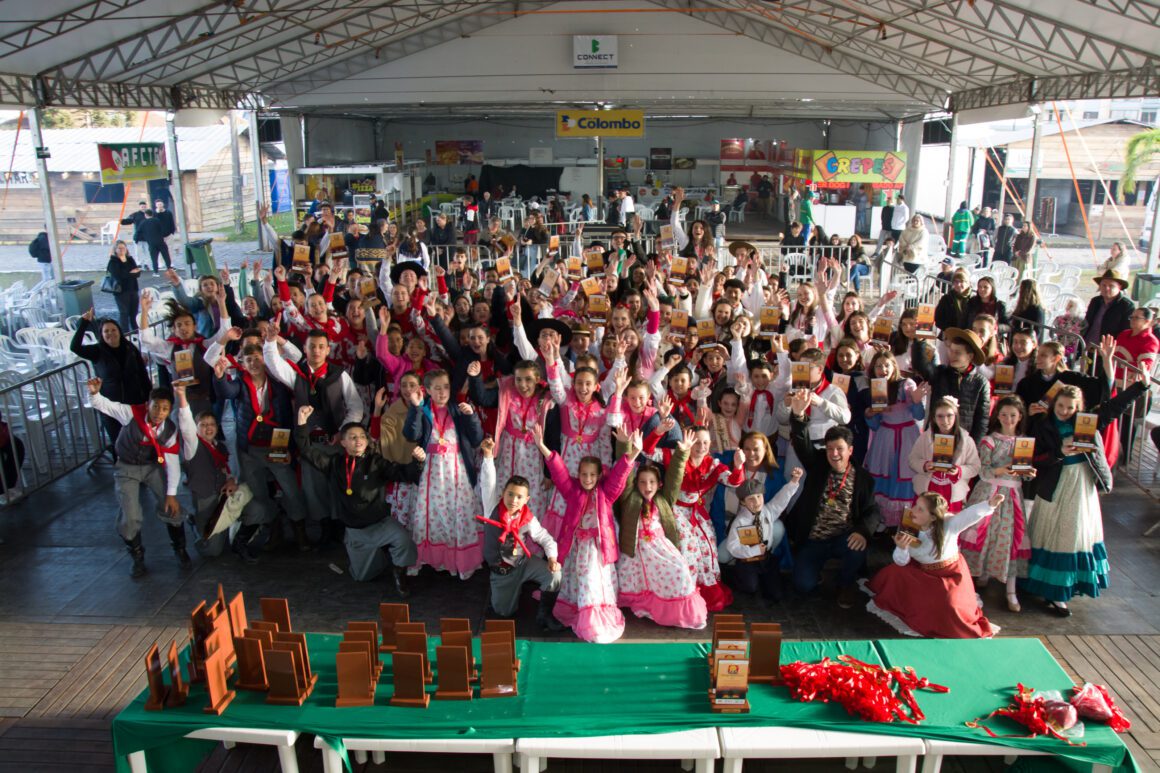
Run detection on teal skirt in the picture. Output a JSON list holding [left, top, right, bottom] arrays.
[[1021, 463, 1109, 602]]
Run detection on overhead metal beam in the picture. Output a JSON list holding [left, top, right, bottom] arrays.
[[0, 71, 254, 110], [989, 0, 1159, 63], [0, 0, 151, 60], [950, 66, 1160, 113]]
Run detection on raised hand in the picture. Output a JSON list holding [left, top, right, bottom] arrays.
[[172, 383, 187, 407], [213, 356, 230, 380], [789, 466, 804, 483], [165, 268, 181, 287], [657, 416, 677, 436], [412, 446, 427, 463], [988, 492, 1005, 509], [374, 387, 388, 414], [87, 377, 102, 395], [225, 327, 243, 342], [466, 360, 482, 378], [613, 365, 631, 394], [273, 265, 287, 283], [297, 405, 314, 426], [81, 307, 95, 322], [219, 268, 231, 287], [407, 387, 424, 407], [457, 402, 474, 416], [480, 437, 496, 458], [893, 532, 916, 550], [657, 394, 673, 419], [732, 447, 747, 469], [625, 429, 643, 460], [676, 427, 696, 452], [789, 389, 811, 417]]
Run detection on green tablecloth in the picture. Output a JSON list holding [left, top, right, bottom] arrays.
[[111, 636, 1134, 773]]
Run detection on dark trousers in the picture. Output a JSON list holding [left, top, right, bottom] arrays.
[[726, 555, 782, 599], [147, 241, 171, 272], [114, 292, 139, 333], [792, 533, 867, 593]]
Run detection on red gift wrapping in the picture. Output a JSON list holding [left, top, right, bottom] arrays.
[[779, 655, 949, 724], [967, 684, 1085, 745], [1071, 683, 1132, 733]]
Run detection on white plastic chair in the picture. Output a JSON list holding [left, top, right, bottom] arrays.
[[1053, 291, 1082, 319], [100, 220, 118, 245], [782, 252, 814, 285], [499, 205, 518, 233]]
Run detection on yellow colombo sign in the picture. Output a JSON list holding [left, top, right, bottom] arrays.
[[556, 109, 645, 138]]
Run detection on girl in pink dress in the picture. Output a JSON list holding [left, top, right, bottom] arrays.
[[863, 350, 927, 527], [534, 424, 641, 643], [908, 397, 981, 516], [402, 370, 485, 579], [540, 344, 628, 539], [666, 427, 745, 612], [616, 429, 707, 630], [468, 358, 554, 522]]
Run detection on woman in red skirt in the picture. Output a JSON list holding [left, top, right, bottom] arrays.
[[863, 491, 1003, 639]]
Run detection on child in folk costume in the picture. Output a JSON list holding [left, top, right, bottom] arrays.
[[469, 358, 555, 522], [721, 469, 802, 601], [863, 350, 927, 528], [908, 397, 981, 515], [137, 294, 229, 415], [865, 492, 1004, 639], [275, 264, 349, 355], [667, 426, 746, 611], [540, 340, 627, 539], [616, 428, 707, 629], [534, 424, 641, 643], [621, 380, 682, 453], [960, 396, 1036, 613], [736, 358, 780, 437], [478, 440, 563, 630], [1022, 377, 1149, 616], [402, 370, 485, 579], [709, 431, 787, 549], [705, 386, 744, 455]]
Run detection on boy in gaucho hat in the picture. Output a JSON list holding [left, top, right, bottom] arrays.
[[911, 326, 991, 444]]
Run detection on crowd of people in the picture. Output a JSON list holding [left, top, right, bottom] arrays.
[[78, 185, 1158, 644]]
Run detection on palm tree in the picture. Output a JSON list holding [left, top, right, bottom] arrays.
[[1121, 127, 1160, 197]]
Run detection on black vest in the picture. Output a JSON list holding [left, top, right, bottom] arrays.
[[233, 375, 294, 453], [290, 361, 349, 435], [114, 411, 179, 467]]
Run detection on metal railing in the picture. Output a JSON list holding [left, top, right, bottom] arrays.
[[0, 358, 104, 506]]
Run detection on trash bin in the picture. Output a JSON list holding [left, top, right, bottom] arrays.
[[185, 238, 217, 277], [1131, 272, 1157, 304], [58, 279, 94, 318]]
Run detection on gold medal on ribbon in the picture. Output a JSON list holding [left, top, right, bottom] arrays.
[[346, 488, 353, 496], [256, 415, 263, 423], [157, 456, 165, 464]]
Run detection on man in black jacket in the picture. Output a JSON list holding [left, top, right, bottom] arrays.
[[28, 230, 52, 282], [120, 201, 149, 262], [429, 212, 457, 261], [785, 413, 880, 608], [137, 209, 172, 274], [1084, 269, 1135, 350], [992, 213, 1017, 264]]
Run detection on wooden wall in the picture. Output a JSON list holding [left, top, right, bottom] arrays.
[[1007, 123, 1160, 181]]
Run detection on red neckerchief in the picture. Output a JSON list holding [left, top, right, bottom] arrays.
[[130, 404, 178, 464], [239, 370, 276, 442], [748, 389, 774, 424], [668, 390, 696, 425], [804, 376, 831, 418], [624, 405, 656, 434], [199, 436, 230, 472], [680, 454, 721, 499], [825, 463, 852, 503], [508, 391, 540, 434], [166, 335, 205, 348], [475, 501, 532, 556], [431, 405, 452, 444], [570, 398, 598, 441], [287, 359, 329, 391]]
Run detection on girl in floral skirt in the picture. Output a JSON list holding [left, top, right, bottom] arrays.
[[864, 350, 926, 528]]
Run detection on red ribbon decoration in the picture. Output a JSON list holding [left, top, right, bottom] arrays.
[[779, 655, 949, 724], [966, 684, 1086, 746]]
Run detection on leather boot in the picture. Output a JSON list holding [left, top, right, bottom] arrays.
[[124, 534, 147, 578], [314, 518, 340, 552], [262, 520, 285, 553], [536, 591, 566, 633], [392, 566, 411, 598], [231, 524, 260, 564], [167, 524, 192, 569], [291, 520, 311, 553]]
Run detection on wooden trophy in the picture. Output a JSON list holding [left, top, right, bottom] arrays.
[[710, 654, 751, 714], [434, 646, 473, 701], [335, 651, 376, 708], [395, 631, 433, 684], [439, 618, 471, 639], [748, 623, 784, 685], [378, 603, 410, 653], [143, 643, 168, 711], [233, 635, 269, 691], [165, 640, 189, 707], [442, 630, 477, 682], [259, 597, 292, 633], [479, 642, 517, 698], [273, 632, 317, 692], [249, 620, 280, 636], [265, 648, 309, 706], [203, 646, 236, 715], [708, 618, 747, 670], [343, 629, 382, 680], [483, 619, 519, 671], [244, 626, 275, 650], [390, 651, 430, 708], [227, 592, 248, 640]]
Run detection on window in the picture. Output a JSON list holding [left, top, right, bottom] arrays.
[[1141, 111, 1157, 124], [83, 181, 125, 204], [1082, 111, 1099, 120]]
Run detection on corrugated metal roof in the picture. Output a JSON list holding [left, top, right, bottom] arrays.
[[957, 117, 1155, 149], [0, 124, 240, 173]]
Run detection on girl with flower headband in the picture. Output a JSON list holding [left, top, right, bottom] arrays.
[[908, 396, 981, 516]]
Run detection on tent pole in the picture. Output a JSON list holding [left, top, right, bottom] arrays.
[[28, 107, 64, 282], [165, 112, 190, 275], [248, 110, 267, 251]]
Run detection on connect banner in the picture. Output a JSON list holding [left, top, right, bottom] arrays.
[[556, 109, 645, 138], [97, 142, 167, 185]]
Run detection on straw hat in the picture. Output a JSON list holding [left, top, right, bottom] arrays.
[[942, 327, 986, 365], [1092, 268, 1129, 290], [728, 240, 758, 258]]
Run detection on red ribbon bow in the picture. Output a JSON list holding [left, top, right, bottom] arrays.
[[475, 502, 532, 558]]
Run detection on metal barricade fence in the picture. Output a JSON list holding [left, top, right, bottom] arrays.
[[0, 358, 104, 505]]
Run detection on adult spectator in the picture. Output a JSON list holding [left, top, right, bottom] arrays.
[[1010, 278, 1046, 342], [934, 267, 972, 333], [896, 214, 928, 274], [872, 193, 895, 263], [992, 213, 1017, 264], [950, 201, 973, 256], [137, 209, 172, 275], [120, 200, 149, 262], [28, 228, 53, 282], [971, 206, 996, 265], [1098, 242, 1128, 274], [429, 212, 456, 257], [799, 189, 815, 243], [1114, 307, 1159, 457], [154, 198, 176, 242], [1083, 269, 1135, 349], [911, 327, 991, 443], [758, 175, 774, 217], [853, 185, 870, 236], [785, 415, 879, 608], [478, 190, 497, 224], [105, 239, 143, 332], [70, 307, 152, 456], [1011, 221, 1038, 276], [617, 185, 635, 228], [890, 193, 910, 241]]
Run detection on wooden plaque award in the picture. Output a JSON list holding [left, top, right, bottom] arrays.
[[434, 646, 473, 700], [202, 646, 236, 716], [390, 651, 431, 708], [172, 348, 199, 386], [335, 651, 375, 708], [994, 364, 1015, 394], [233, 635, 269, 691], [748, 623, 784, 685], [247, 622, 278, 640], [439, 618, 471, 638], [1011, 437, 1035, 473], [1072, 413, 1099, 451], [870, 377, 889, 410], [696, 319, 717, 349], [580, 276, 602, 297], [760, 306, 781, 338], [378, 603, 410, 653], [227, 592, 248, 640], [272, 632, 316, 690], [670, 256, 688, 286], [259, 597, 292, 633], [931, 433, 957, 471], [914, 304, 936, 338], [291, 243, 311, 273], [267, 428, 291, 464], [165, 640, 189, 707], [143, 643, 168, 711], [265, 648, 309, 706], [871, 316, 894, 344], [898, 508, 921, 539], [670, 309, 689, 342], [566, 256, 583, 281], [479, 643, 517, 698], [831, 372, 851, 395], [790, 362, 812, 390], [343, 630, 381, 680], [441, 630, 477, 682], [585, 248, 604, 277], [588, 294, 610, 325], [395, 631, 433, 684], [483, 620, 519, 671]]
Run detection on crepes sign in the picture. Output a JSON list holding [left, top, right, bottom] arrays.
[[97, 142, 167, 185]]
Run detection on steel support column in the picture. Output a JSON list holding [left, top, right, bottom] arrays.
[[28, 107, 64, 282], [165, 113, 190, 274]]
